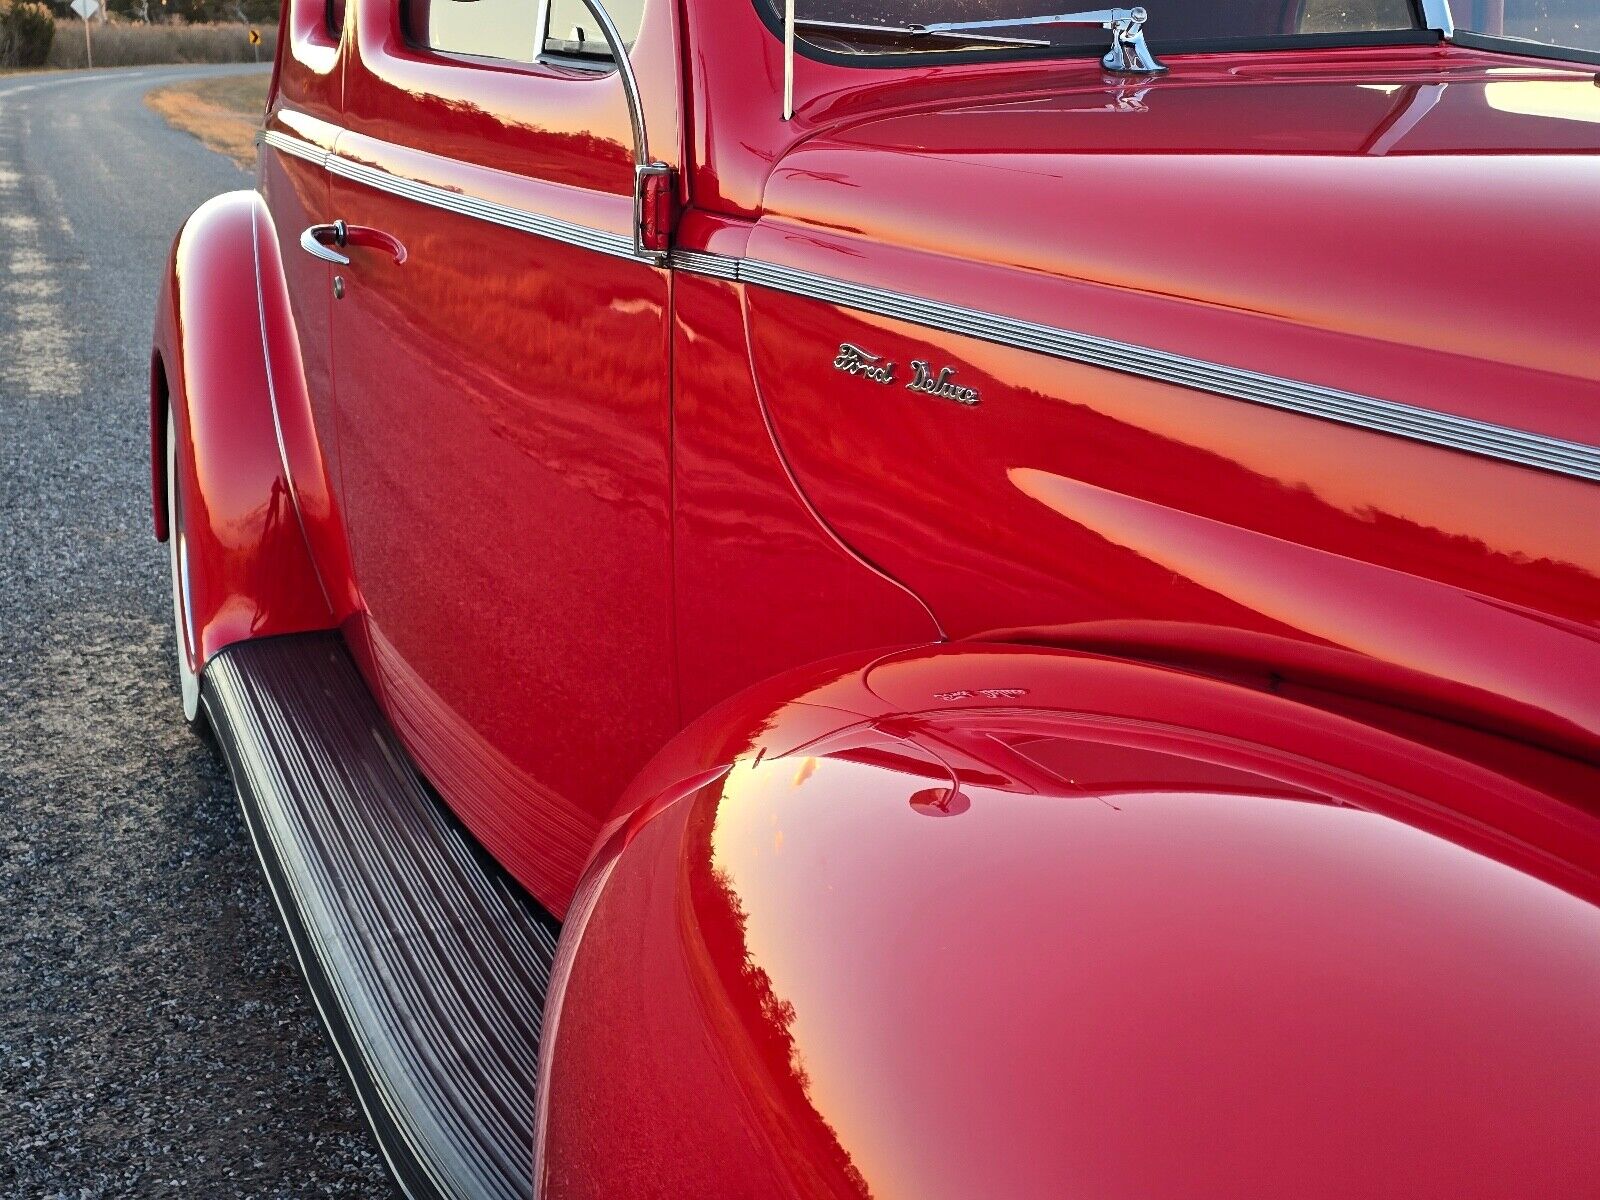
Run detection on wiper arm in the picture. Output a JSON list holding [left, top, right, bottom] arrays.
[[781, 5, 1163, 122], [914, 7, 1165, 74], [795, 17, 1051, 48]]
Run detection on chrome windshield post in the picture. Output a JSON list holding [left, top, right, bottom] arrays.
[[783, 0, 796, 120], [574, 0, 674, 262], [1416, 0, 1454, 37]]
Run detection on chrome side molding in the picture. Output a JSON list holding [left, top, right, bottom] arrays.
[[570, 0, 674, 262], [258, 127, 1598, 484], [259, 0, 672, 266], [325, 154, 640, 260], [257, 128, 330, 167], [673, 250, 1600, 484]]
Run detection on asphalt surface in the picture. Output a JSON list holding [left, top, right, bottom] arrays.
[[0, 65, 397, 1198]]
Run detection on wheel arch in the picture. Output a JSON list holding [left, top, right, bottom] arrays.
[[149, 345, 172, 542], [151, 188, 345, 678]]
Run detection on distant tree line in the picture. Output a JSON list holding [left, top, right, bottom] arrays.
[[0, 0, 54, 65]]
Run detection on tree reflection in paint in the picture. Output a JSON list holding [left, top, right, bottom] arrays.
[[678, 778, 874, 1200]]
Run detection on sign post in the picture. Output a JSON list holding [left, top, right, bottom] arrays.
[[69, 0, 98, 67], [248, 26, 261, 61]]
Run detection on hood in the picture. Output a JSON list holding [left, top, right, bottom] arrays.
[[761, 46, 1600, 443]]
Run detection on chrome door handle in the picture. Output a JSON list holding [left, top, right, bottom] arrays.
[[300, 221, 407, 267], [300, 221, 350, 265], [342, 224, 407, 265]]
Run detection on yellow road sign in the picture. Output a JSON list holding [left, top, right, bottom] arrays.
[[248, 27, 261, 44]]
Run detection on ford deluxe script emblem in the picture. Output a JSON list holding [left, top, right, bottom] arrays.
[[833, 342, 980, 406]]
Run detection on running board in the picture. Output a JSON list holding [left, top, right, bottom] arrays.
[[202, 633, 561, 1200]]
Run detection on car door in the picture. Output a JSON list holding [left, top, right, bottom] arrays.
[[323, 0, 679, 912], [258, 0, 348, 587]]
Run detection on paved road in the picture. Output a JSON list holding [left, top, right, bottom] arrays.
[[0, 66, 396, 1198]]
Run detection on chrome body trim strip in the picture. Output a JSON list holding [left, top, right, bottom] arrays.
[[324, 155, 639, 261], [258, 131, 1598, 483], [257, 128, 331, 167], [668, 248, 741, 279], [679, 251, 1600, 483]]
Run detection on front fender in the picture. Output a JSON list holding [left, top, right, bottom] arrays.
[[537, 643, 1600, 1199], [151, 189, 336, 675]]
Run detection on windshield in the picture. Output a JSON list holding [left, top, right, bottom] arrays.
[[763, 0, 1600, 61], [1457, 0, 1598, 53], [764, 0, 1425, 59]]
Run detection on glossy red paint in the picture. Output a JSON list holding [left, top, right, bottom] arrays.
[[152, 190, 334, 676], [174, 0, 1599, 910], [670, 210, 941, 721], [156, 0, 1600, 1190], [320, 0, 688, 911], [540, 642, 1600, 1199], [739, 52, 1600, 762], [258, 0, 352, 615]]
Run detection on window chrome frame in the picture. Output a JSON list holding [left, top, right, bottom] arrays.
[[1416, 0, 1454, 38], [533, 0, 554, 56], [564, 0, 669, 261], [429, 0, 669, 260]]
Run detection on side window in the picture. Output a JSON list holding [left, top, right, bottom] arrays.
[[326, 0, 345, 37], [406, 0, 644, 64], [1459, 0, 1598, 52], [1298, 0, 1417, 33], [543, 0, 645, 56]]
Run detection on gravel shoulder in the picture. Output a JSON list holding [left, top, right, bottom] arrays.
[[0, 64, 397, 1199]]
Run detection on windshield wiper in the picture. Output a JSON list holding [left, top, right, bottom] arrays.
[[795, 18, 1051, 48], [797, 6, 1164, 74], [916, 7, 1163, 72]]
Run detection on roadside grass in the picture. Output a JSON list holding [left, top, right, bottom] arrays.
[[48, 21, 276, 69], [145, 71, 268, 169]]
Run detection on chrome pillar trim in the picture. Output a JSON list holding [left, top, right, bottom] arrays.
[[324, 155, 639, 261], [783, 0, 796, 120], [257, 128, 331, 167], [1417, 0, 1455, 38], [573, 0, 672, 260], [574, 0, 648, 166], [677, 251, 1600, 483], [633, 161, 672, 264]]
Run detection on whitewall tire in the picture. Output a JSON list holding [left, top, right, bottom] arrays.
[[167, 409, 202, 723]]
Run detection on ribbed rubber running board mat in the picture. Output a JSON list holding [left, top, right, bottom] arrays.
[[202, 633, 561, 1200]]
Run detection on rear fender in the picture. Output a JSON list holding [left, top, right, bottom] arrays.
[[535, 641, 1600, 1198], [151, 189, 338, 676]]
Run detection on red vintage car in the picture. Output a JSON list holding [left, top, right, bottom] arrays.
[[151, 0, 1599, 1195]]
